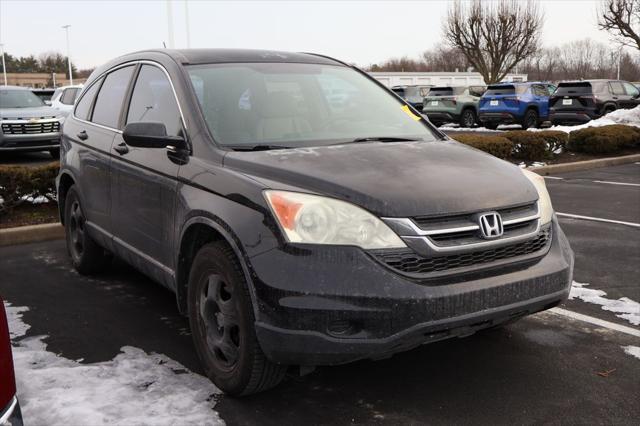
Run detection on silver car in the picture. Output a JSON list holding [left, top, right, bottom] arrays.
[[1, 85, 65, 158]]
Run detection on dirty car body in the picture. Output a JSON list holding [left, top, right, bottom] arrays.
[[57, 49, 574, 395]]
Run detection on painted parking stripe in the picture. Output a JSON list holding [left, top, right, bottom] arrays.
[[556, 212, 640, 228], [544, 176, 640, 187], [592, 180, 640, 187], [548, 307, 640, 338]]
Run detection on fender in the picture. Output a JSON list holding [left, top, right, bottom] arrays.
[[176, 213, 262, 319]]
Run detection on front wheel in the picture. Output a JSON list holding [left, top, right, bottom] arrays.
[[187, 242, 287, 396], [522, 109, 539, 129]]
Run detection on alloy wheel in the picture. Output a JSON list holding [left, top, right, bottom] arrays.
[[68, 200, 86, 259]]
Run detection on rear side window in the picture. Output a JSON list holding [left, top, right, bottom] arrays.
[[532, 85, 548, 96], [469, 86, 486, 97], [126, 65, 182, 136], [60, 88, 80, 105], [610, 81, 626, 96], [74, 79, 102, 121], [92, 66, 135, 128]]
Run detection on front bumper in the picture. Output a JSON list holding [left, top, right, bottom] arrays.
[[0, 132, 61, 152], [0, 397, 23, 426], [249, 219, 573, 366]]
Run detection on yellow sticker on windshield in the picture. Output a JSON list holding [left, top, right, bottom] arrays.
[[401, 105, 422, 121]]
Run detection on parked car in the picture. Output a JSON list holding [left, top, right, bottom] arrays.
[[422, 85, 487, 127], [478, 82, 556, 129], [57, 49, 573, 396], [51, 85, 83, 116], [31, 88, 56, 106], [391, 85, 432, 111], [0, 86, 64, 158], [549, 80, 640, 125], [0, 297, 23, 426]]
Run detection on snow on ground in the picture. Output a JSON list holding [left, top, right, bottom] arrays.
[[4, 302, 223, 426], [569, 281, 640, 326], [622, 345, 640, 360]]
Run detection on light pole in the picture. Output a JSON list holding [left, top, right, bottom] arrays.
[[166, 0, 175, 48], [0, 43, 7, 86], [184, 0, 191, 48], [62, 25, 73, 85]]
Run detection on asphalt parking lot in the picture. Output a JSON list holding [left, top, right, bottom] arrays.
[[1, 163, 639, 425]]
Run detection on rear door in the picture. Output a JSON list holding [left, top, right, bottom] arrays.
[[621, 81, 640, 109], [66, 68, 133, 243], [531, 84, 550, 118], [110, 63, 184, 284], [609, 81, 627, 107]]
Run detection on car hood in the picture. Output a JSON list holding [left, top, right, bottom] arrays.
[[223, 140, 538, 218], [0, 106, 61, 119]]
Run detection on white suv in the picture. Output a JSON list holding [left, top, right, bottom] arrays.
[[51, 85, 83, 116]]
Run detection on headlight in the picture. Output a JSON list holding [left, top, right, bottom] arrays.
[[521, 169, 553, 224], [264, 190, 406, 249]]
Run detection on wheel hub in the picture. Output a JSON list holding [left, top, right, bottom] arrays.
[[200, 274, 240, 368]]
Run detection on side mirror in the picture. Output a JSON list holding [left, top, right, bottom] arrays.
[[122, 122, 186, 149]]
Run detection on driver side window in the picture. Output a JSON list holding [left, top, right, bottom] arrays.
[[623, 82, 639, 97], [126, 65, 182, 137]]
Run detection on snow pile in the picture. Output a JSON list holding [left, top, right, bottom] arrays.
[[537, 105, 640, 133], [4, 302, 223, 426], [622, 345, 640, 360], [569, 281, 640, 326]]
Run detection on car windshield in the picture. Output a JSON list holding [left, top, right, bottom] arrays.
[[187, 63, 439, 148], [0, 89, 46, 108]]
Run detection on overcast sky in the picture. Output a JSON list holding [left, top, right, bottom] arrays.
[[0, 0, 616, 70]]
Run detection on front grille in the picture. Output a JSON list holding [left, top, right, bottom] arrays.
[[374, 227, 551, 275], [1, 121, 60, 135]]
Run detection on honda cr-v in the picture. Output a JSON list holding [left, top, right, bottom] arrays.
[[57, 49, 574, 396]]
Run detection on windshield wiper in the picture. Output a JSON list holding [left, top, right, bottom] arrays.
[[339, 136, 422, 145], [226, 144, 292, 152]]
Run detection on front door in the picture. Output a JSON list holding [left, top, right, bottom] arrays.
[[110, 64, 185, 286]]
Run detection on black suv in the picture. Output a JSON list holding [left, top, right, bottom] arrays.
[[550, 79, 640, 125], [57, 49, 574, 396]]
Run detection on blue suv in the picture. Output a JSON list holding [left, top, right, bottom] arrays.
[[478, 82, 556, 129]]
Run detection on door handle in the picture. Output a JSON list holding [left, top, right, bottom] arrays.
[[113, 142, 129, 155], [77, 130, 88, 141]]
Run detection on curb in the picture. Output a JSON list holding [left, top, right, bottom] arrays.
[[0, 223, 64, 247], [528, 154, 640, 175]]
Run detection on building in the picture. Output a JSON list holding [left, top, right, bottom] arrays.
[[2, 73, 87, 88], [368, 71, 528, 87]]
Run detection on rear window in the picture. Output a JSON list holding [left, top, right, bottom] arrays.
[[428, 87, 454, 97], [485, 85, 527, 96], [554, 83, 593, 95], [391, 87, 405, 97], [469, 86, 486, 97]]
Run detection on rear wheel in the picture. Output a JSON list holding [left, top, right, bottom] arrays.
[[603, 105, 616, 115], [64, 186, 111, 274], [459, 108, 477, 128], [522, 109, 539, 129], [187, 241, 287, 396]]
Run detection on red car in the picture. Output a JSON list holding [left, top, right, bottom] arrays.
[[0, 297, 22, 425]]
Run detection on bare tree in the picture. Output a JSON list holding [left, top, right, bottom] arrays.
[[443, 0, 543, 83], [599, 0, 640, 50]]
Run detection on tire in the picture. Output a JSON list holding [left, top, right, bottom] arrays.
[[603, 105, 616, 115], [187, 241, 287, 396], [484, 122, 499, 130], [522, 109, 539, 129], [459, 108, 477, 128], [64, 186, 111, 274], [49, 148, 60, 159]]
